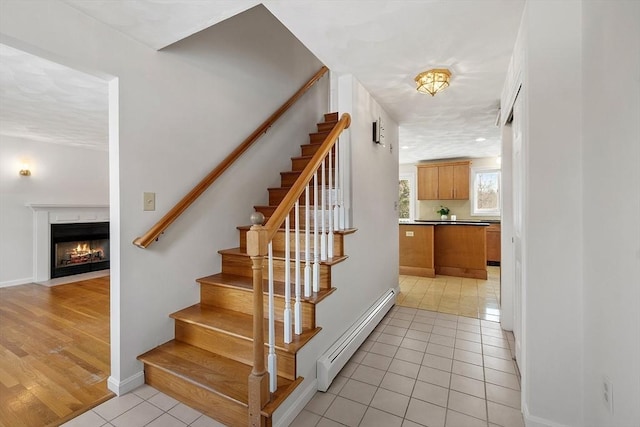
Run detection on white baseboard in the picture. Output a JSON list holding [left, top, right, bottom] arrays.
[[523, 403, 570, 427], [274, 379, 318, 427], [0, 277, 33, 288], [108, 371, 145, 396]]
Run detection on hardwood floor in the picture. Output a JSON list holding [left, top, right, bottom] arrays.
[[0, 276, 112, 427]]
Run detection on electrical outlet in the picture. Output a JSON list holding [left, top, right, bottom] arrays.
[[405, 231, 414, 237], [603, 377, 614, 414], [144, 192, 155, 211]]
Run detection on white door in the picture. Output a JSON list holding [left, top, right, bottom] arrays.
[[511, 91, 524, 367]]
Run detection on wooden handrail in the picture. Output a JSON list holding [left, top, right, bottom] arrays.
[[133, 65, 330, 248], [264, 113, 351, 241]]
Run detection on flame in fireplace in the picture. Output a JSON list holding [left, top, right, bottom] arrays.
[[59, 241, 106, 266]]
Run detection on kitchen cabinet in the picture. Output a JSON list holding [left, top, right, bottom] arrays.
[[417, 166, 439, 200], [399, 222, 488, 279], [417, 161, 470, 200], [399, 224, 435, 277], [486, 223, 501, 265]]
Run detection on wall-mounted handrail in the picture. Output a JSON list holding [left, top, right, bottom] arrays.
[[263, 113, 351, 241], [133, 65, 329, 249]]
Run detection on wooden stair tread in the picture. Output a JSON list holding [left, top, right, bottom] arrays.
[[291, 154, 334, 161], [309, 131, 331, 137], [138, 340, 295, 407], [237, 224, 357, 235], [171, 304, 321, 353], [197, 272, 336, 304], [219, 247, 349, 265]]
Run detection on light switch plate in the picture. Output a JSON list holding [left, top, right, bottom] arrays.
[[144, 192, 155, 211]]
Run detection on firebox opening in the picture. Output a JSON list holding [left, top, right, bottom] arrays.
[[51, 222, 110, 279]]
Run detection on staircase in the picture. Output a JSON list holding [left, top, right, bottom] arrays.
[[138, 113, 354, 427]]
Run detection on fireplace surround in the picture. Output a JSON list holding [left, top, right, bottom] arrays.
[[27, 204, 110, 282]]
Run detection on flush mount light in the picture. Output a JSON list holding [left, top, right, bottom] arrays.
[[415, 68, 451, 96], [475, 137, 486, 142]]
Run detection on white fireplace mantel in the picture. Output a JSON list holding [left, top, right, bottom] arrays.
[[27, 204, 110, 282]]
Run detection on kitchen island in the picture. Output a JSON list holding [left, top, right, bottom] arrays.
[[399, 221, 489, 279]]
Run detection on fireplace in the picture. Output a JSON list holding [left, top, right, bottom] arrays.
[[50, 222, 110, 278]]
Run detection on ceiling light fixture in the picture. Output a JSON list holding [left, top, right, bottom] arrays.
[[475, 137, 486, 142], [415, 68, 451, 96]]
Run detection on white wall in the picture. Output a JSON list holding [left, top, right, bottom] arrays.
[[503, 1, 640, 426], [286, 74, 399, 420], [505, 1, 583, 426], [520, 2, 584, 425], [581, 1, 640, 425], [0, 136, 109, 286], [0, 1, 327, 393]]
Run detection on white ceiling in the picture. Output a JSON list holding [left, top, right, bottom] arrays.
[[1, 1, 525, 162], [0, 43, 109, 150]]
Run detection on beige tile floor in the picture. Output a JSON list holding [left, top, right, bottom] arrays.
[[291, 306, 523, 427], [66, 306, 522, 427], [397, 267, 501, 322]]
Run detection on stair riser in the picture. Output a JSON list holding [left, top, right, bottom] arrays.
[[254, 206, 336, 229], [300, 143, 322, 157], [309, 132, 331, 144], [266, 186, 340, 207], [280, 169, 331, 187], [291, 154, 335, 172], [239, 228, 344, 257], [200, 286, 316, 329], [144, 365, 247, 427], [268, 187, 316, 206], [317, 121, 338, 132], [324, 112, 339, 122], [221, 253, 332, 287], [174, 321, 296, 380]]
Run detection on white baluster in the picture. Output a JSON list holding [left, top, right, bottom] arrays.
[[284, 215, 292, 344], [313, 171, 320, 293], [304, 185, 311, 297], [294, 201, 302, 335], [338, 138, 346, 230], [320, 157, 327, 261], [328, 146, 334, 259], [334, 139, 342, 230], [267, 242, 277, 392]]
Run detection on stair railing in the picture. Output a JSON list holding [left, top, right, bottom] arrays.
[[246, 113, 351, 426], [133, 65, 329, 249]]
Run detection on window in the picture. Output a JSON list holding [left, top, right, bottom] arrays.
[[399, 173, 415, 221], [471, 168, 501, 216]]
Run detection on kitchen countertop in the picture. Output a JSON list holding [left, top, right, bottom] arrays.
[[400, 220, 491, 226]]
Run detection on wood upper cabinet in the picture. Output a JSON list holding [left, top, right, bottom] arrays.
[[452, 163, 469, 200], [417, 166, 439, 199], [417, 161, 470, 200]]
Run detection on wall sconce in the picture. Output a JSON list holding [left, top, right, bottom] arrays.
[[19, 163, 31, 176]]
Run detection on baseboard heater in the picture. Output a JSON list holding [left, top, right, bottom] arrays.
[[317, 288, 396, 391]]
